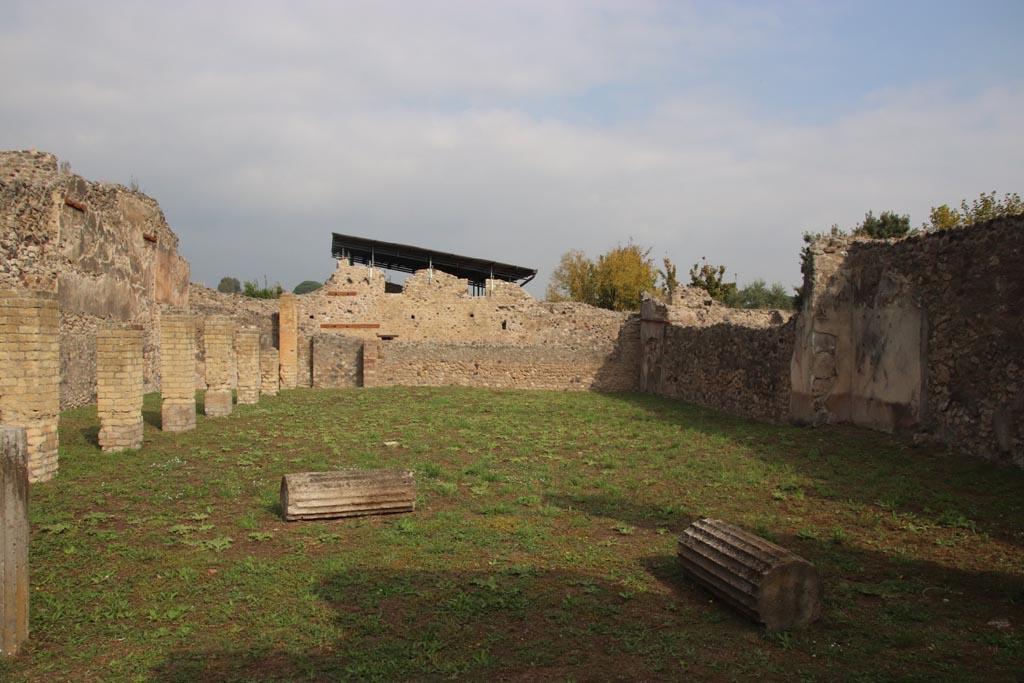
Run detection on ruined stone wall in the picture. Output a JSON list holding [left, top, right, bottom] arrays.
[[792, 217, 1024, 467], [0, 151, 190, 409], [300, 260, 642, 391], [640, 292, 795, 422], [363, 319, 640, 392]]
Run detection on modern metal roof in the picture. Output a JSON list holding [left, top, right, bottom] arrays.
[[331, 233, 537, 288]]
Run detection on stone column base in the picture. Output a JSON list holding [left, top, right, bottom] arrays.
[[162, 401, 197, 432], [205, 390, 233, 417]]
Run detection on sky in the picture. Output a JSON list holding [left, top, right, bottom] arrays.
[[2, 1, 1022, 297]]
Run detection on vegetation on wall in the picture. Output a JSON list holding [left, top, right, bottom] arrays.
[[242, 277, 285, 299], [923, 191, 1023, 231], [853, 210, 911, 239]]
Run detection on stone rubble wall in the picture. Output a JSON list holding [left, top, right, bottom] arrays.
[[792, 217, 1024, 467], [311, 334, 363, 388], [640, 292, 795, 422], [362, 326, 641, 392], [1, 151, 190, 409]]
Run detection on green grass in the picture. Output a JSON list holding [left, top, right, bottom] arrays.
[[4, 387, 1023, 682]]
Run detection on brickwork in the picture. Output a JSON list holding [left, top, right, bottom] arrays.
[[278, 293, 298, 389], [96, 323, 144, 451], [0, 290, 60, 482], [260, 347, 280, 396], [235, 327, 261, 404], [203, 316, 236, 417], [159, 312, 196, 432], [1, 425, 29, 656]]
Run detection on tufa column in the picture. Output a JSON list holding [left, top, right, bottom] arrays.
[[204, 316, 236, 417], [159, 312, 196, 431], [235, 327, 261, 405], [260, 346, 280, 397], [96, 323, 145, 451], [0, 290, 60, 482], [1, 426, 29, 656], [278, 293, 297, 389]]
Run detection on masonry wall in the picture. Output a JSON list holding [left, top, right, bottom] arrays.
[[360, 316, 641, 392], [640, 289, 795, 422], [792, 217, 1024, 467], [0, 151, 190, 409]]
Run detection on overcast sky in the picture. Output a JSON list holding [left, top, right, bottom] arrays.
[[2, 1, 1022, 297]]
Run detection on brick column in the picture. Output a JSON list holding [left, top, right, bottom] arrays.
[[235, 327, 261, 405], [362, 339, 381, 388], [204, 316, 236, 417], [159, 312, 196, 431], [1, 426, 28, 656], [96, 323, 144, 451], [279, 293, 297, 389], [0, 290, 60, 482], [260, 347, 280, 396]]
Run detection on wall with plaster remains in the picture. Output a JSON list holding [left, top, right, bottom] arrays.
[[791, 218, 1024, 467], [0, 151, 190, 409]]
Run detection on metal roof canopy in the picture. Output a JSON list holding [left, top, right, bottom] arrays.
[[331, 233, 537, 288]]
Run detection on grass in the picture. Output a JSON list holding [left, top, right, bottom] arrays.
[[3, 387, 1023, 682]]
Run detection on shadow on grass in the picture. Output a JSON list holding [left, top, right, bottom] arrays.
[[601, 392, 1024, 547], [543, 493, 697, 532], [146, 552, 1024, 683], [78, 424, 100, 448]]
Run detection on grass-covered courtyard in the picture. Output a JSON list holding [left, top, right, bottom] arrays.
[[3, 387, 1023, 682]]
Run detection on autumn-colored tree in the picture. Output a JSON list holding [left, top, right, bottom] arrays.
[[594, 241, 657, 311], [545, 249, 598, 305], [546, 242, 657, 311]]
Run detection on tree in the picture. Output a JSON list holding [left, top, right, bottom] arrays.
[[594, 241, 657, 311], [293, 280, 323, 295], [729, 279, 795, 310], [217, 277, 241, 294], [923, 191, 1023, 231], [545, 249, 598, 305], [546, 241, 657, 311], [854, 210, 911, 239]]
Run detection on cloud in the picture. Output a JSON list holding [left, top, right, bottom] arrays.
[[1, 1, 1021, 295]]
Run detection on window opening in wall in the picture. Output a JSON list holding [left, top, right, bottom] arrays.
[[501, 320, 507, 330]]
